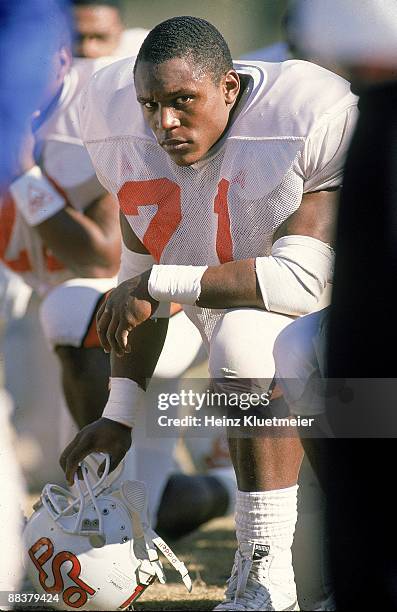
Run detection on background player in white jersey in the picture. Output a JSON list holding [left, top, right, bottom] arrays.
[[1, 40, 121, 419], [0, 0, 147, 344], [0, 2, 71, 602], [72, 0, 147, 59], [60, 16, 358, 611]]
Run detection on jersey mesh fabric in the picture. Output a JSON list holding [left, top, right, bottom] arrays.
[[87, 136, 306, 344]]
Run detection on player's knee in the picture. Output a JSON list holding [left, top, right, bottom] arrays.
[[40, 286, 82, 349], [40, 281, 104, 349], [209, 308, 293, 380], [273, 311, 324, 380], [153, 311, 203, 378], [273, 323, 303, 378]]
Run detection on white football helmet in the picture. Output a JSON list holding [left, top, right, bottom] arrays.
[[23, 454, 191, 611]]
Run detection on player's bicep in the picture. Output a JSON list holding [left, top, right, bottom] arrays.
[[119, 211, 149, 254], [83, 192, 121, 241], [273, 189, 339, 247]]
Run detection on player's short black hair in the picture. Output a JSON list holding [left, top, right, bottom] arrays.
[[71, 0, 121, 9], [134, 16, 233, 84]]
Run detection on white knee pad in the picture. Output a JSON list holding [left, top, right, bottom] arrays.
[[273, 308, 329, 415], [40, 277, 117, 349], [153, 310, 203, 379], [209, 308, 294, 392]]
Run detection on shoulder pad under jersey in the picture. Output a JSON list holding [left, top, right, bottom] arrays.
[[230, 59, 357, 140]]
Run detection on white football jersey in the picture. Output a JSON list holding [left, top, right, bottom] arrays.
[[0, 57, 114, 296], [80, 58, 358, 340]]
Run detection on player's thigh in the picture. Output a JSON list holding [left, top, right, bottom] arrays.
[[272, 308, 330, 415], [153, 310, 203, 379], [273, 308, 329, 380], [208, 307, 294, 381]]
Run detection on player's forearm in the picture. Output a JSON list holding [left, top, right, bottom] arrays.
[[198, 259, 263, 308], [102, 317, 168, 428], [147, 259, 262, 309], [148, 235, 334, 316], [9, 167, 120, 277], [110, 317, 168, 389], [36, 206, 120, 277]]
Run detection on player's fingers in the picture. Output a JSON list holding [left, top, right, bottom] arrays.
[[65, 452, 89, 486], [114, 321, 133, 356], [106, 310, 123, 355], [59, 435, 79, 472], [59, 452, 67, 474], [97, 453, 123, 477], [97, 308, 112, 352], [96, 288, 113, 320], [61, 437, 93, 485], [96, 297, 106, 322]]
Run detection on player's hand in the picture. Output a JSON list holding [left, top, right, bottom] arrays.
[[96, 270, 159, 357], [60, 417, 132, 485]]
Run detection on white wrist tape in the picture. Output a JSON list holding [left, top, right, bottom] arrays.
[[118, 241, 170, 318], [255, 235, 335, 316], [102, 377, 146, 428], [117, 242, 155, 284], [9, 165, 66, 226], [148, 264, 208, 306]]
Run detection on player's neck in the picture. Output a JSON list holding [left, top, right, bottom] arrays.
[[222, 74, 248, 135], [216, 74, 251, 146]]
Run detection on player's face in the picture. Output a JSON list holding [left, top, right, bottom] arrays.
[[73, 6, 123, 58], [135, 58, 240, 166]]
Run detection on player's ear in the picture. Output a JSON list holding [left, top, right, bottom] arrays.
[[58, 45, 72, 75], [223, 70, 240, 106]]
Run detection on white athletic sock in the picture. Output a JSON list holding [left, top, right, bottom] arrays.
[[216, 486, 299, 610], [235, 486, 298, 553]]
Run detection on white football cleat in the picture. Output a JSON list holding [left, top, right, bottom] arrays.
[[213, 542, 298, 611]]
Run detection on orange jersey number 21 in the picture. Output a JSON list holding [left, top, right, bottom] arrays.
[[118, 177, 233, 263]]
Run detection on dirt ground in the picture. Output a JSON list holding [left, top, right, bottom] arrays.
[[134, 516, 236, 611]]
